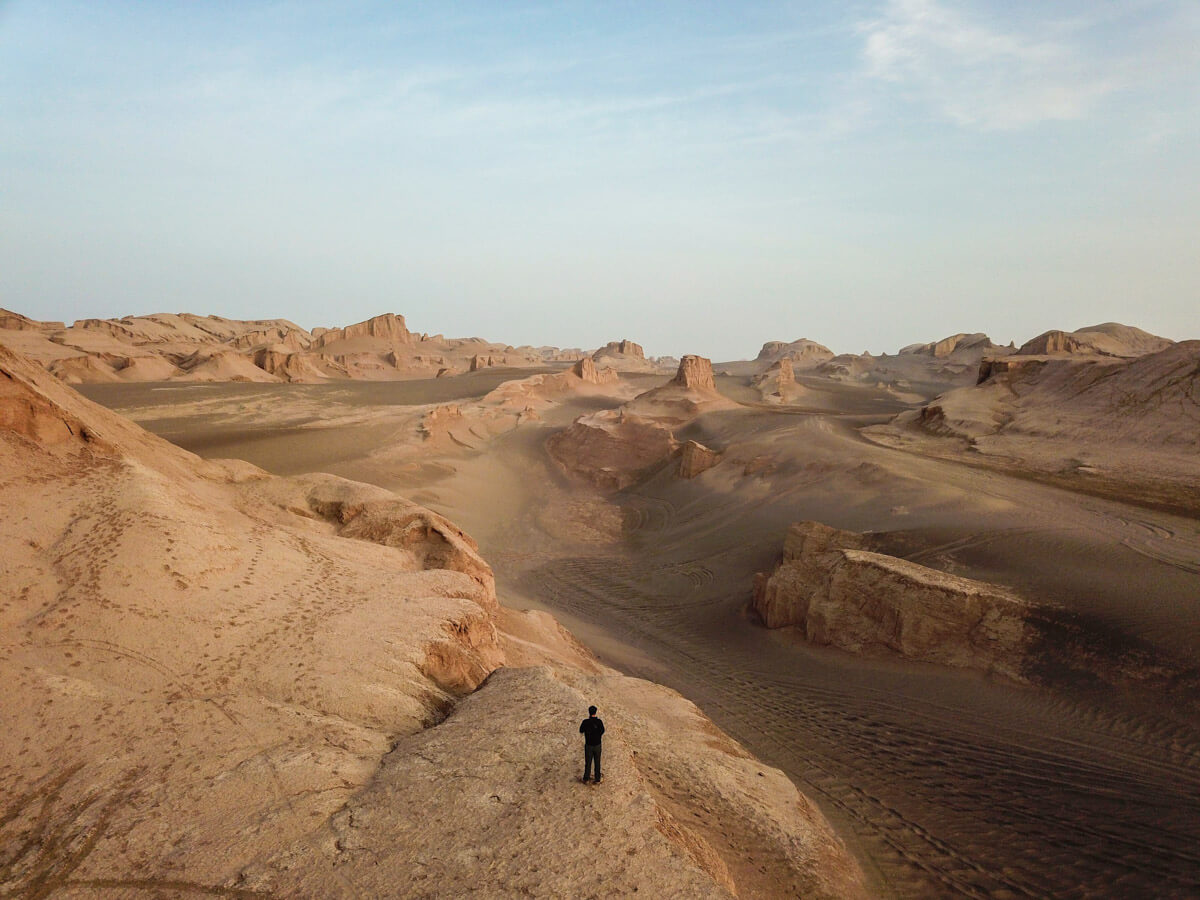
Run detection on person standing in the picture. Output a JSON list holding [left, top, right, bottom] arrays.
[[580, 705, 605, 784]]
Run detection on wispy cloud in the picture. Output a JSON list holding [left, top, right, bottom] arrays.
[[859, 0, 1119, 130]]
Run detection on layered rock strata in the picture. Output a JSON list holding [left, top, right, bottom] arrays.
[[753, 522, 1032, 680]]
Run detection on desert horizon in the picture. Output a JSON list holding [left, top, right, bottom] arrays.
[[3, 303, 1198, 898], [4, 3, 1198, 896]]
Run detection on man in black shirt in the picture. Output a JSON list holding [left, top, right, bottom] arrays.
[[579, 705, 605, 784]]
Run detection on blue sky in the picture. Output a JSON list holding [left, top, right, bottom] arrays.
[[2, 1, 1197, 358]]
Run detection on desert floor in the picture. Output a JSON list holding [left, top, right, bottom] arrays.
[[83, 370, 1200, 899]]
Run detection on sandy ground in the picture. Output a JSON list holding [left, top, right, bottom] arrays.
[[2, 351, 864, 899], [84, 372, 1200, 899]]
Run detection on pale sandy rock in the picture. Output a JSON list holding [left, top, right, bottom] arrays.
[[1, 344, 865, 899], [879, 341, 1200, 489], [0, 307, 57, 330], [672, 354, 717, 391], [679, 440, 721, 478], [316, 313, 413, 348], [753, 357, 810, 402], [0, 344, 513, 894], [815, 353, 875, 382], [593, 338, 645, 360], [2, 307, 578, 384], [230, 325, 313, 351], [112, 354, 179, 381], [249, 615, 867, 900], [1017, 323, 1172, 358], [590, 339, 660, 373], [755, 338, 834, 368], [546, 409, 680, 491], [253, 346, 329, 382], [753, 522, 1031, 680], [572, 355, 619, 385], [176, 347, 281, 382], [47, 354, 123, 383], [900, 333, 998, 358], [547, 356, 733, 490]]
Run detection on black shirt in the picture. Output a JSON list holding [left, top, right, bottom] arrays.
[[580, 717, 605, 746]]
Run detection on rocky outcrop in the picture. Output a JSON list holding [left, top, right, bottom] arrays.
[[671, 355, 716, 391], [249, 660, 867, 899], [571, 356, 619, 385], [253, 346, 328, 382], [303, 477, 498, 611], [1016, 330, 1091, 356], [753, 358, 797, 399], [1, 347, 109, 446], [177, 347, 281, 382], [546, 410, 680, 491], [231, 326, 312, 351], [593, 339, 645, 360], [901, 333, 997, 358], [47, 355, 122, 383], [1017, 323, 1172, 358], [976, 355, 1048, 384], [755, 338, 834, 367], [0, 307, 589, 384], [316, 313, 413, 348], [753, 522, 1031, 680], [0, 308, 57, 331], [678, 440, 721, 478]]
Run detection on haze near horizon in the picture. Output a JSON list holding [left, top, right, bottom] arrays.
[[2, 1, 1198, 358]]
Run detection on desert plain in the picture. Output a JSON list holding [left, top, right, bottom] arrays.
[[2, 309, 1199, 898]]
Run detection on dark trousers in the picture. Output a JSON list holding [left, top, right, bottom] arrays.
[[584, 743, 602, 780]]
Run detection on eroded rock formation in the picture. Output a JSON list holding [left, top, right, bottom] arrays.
[[755, 338, 834, 367], [679, 440, 721, 478], [753, 522, 1032, 680], [572, 356, 619, 385], [546, 410, 680, 491], [593, 338, 645, 360], [671, 354, 716, 391]]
